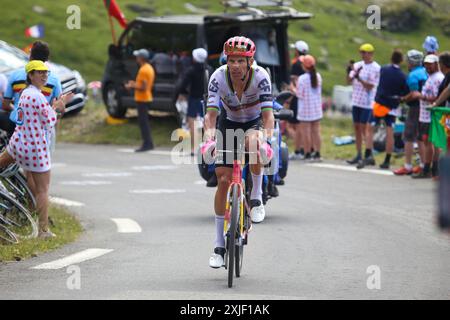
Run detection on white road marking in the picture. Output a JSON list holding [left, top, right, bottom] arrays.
[[129, 189, 186, 194], [32, 248, 114, 270], [117, 148, 183, 156], [117, 148, 190, 157], [82, 172, 133, 178], [149, 150, 182, 156], [194, 180, 206, 185], [131, 165, 178, 171], [51, 163, 67, 168], [306, 163, 393, 176], [60, 181, 113, 186], [111, 218, 142, 233], [116, 148, 134, 153], [49, 197, 85, 207]]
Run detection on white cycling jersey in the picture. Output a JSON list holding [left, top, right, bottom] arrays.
[[206, 65, 273, 123]]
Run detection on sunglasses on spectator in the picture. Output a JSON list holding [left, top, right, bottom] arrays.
[[34, 70, 50, 76]]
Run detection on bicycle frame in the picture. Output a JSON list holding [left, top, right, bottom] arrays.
[[224, 159, 248, 244]]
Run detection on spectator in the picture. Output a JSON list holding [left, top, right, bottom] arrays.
[[394, 50, 428, 176], [0, 60, 64, 239], [0, 73, 7, 103], [177, 51, 192, 76], [412, 54, 444, 179], [365, 50, 409, 170], [288, 40, 309, 160], [1, 41, 66, 138], [175, 48, 213, 156], [125, 49, 155, 152], [346, 43, 381, 167], [1, 41, 71, 207], [296, 55, 323, 161], [423, 36, 439, 55], [432, 52, 450, 108]]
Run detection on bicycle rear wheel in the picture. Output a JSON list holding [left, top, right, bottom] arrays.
[[0, 224, 18, 245], [228, 184, 239, 288], [235, 194, 245, 278], [0, 190, 38, 240]]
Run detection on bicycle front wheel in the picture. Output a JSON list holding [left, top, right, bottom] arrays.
[[235, 242, 244, 278], [0, 190, 38, 240], [2, 173, 37, 211], [228, 184, 240, 288]]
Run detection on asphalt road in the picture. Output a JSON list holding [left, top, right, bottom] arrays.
[[0, 143, 449, 300]]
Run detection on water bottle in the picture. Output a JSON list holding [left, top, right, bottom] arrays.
[[333, 136, 354, 146]]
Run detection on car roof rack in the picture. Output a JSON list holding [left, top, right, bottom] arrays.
[[222, 0, 293, 9], [221, 0, 312, 19]]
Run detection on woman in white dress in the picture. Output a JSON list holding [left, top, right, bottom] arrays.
[[296, 55, 323, 161]]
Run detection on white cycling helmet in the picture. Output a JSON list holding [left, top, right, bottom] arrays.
[[291, 40, 309, 54]]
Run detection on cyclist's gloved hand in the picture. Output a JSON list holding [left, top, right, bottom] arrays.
[[200, 138, 216, 161], [259, 139, 274, 164]]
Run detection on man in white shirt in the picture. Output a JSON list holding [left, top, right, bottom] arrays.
[[346, 43, 381, 167]]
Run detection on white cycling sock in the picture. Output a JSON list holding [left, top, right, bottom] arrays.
[[250, 172, 263, 202], [215, 215, 225, 248]]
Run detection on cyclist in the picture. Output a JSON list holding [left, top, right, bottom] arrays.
[[203, 36, 275, 268]]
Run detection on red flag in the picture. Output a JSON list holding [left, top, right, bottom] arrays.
[[23, 43, 34, 55], [103, 0, 127, 29]]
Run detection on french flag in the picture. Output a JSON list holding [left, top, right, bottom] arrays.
[[25, 24, 45, 38]]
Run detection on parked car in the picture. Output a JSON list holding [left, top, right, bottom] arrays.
[[0, 40, 87, 115], [102, 0, 312, 121]]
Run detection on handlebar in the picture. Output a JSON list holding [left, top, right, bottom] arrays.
[[274, 108, 294, 121]]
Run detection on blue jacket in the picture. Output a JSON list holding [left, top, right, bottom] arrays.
[[406, 66, 428, 108]]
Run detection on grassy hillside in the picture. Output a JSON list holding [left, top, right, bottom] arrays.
[[0, 0, 448, 95]]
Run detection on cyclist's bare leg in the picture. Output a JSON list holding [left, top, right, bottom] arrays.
[[246, 130, 263, 201], [215, 166, 233, 216], [212, 166, 233, 251]]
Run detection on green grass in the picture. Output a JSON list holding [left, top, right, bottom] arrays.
[[0, 205, 83, 262], [57, 100, 179, 146], [0, 0, 448, 95], [2, 0, 446, 162], [284, 114, 404, 167]]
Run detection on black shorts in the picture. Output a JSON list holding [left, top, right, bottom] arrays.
[[404, 106, 420, 142], [371, 114, 396, 128], [215, 116, 262, 168], [288, 96, 300, 124], [418, 122, 430, 142]]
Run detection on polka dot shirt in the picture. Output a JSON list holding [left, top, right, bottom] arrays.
[[7, 85, 57, 172]]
